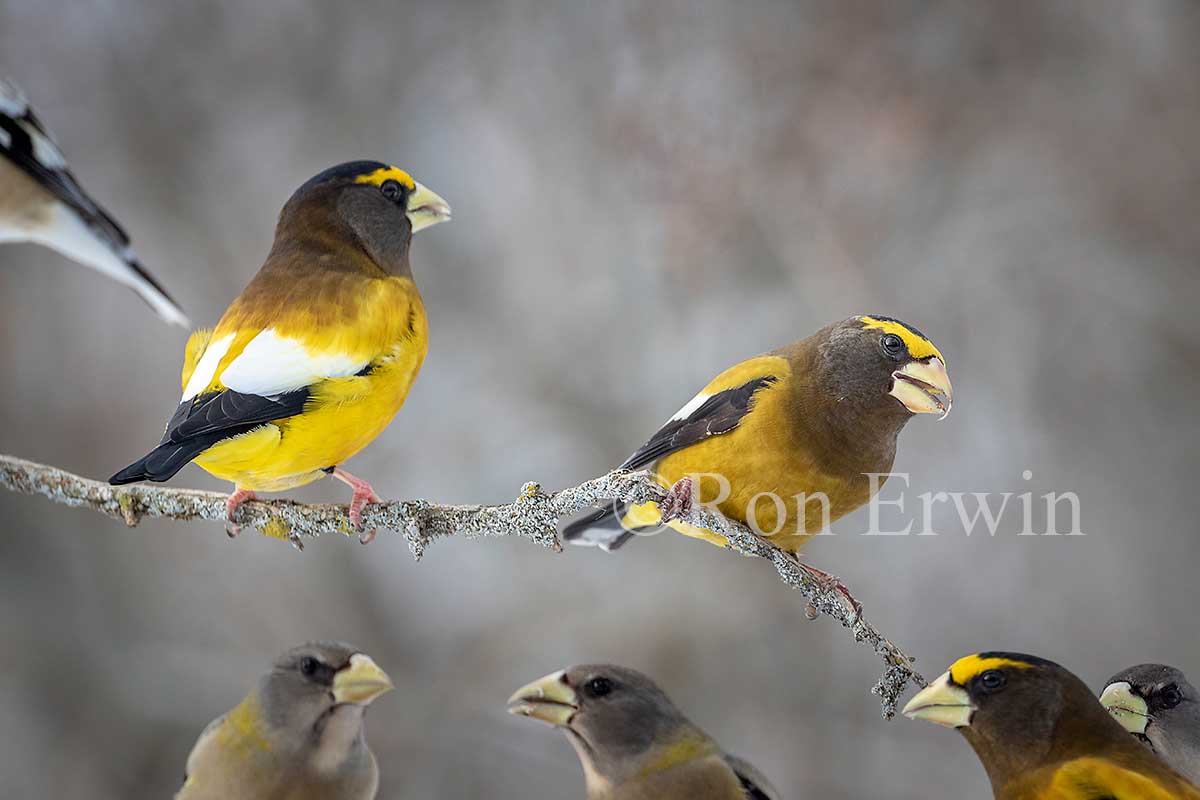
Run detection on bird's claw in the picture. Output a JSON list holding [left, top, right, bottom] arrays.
[[797, 561, 863, 622], [349, 491, 381, 545], [332, 467, 382, 545], [224, 489, 257, 539], [659, 476, 696, 523]]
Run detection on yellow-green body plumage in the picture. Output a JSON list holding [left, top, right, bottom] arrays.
[[178, 643, 389, 800], [178, 695, 379, 800]]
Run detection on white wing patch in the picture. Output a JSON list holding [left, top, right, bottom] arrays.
[[0, 79, 28, 117], [181, 333, 235, 401], [670, 390, 711, 422], [218, 329, 368, 397], [18, 117, 66, 169], [0, 81, 66, 169]]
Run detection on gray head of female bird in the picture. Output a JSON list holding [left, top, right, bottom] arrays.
[[257, 642, 394, 765], [1101, 664, 1200, 786], [507, 664, 718, 786]]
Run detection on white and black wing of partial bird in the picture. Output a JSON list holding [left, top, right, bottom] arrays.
[[724, 753, 780, 800], [0, 79, 188, 325]]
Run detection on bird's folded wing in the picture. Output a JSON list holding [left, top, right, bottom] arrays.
[[164, 389, 309, 444], [166, 327, 370, 445], [620, 355, 787, 471], [0, 79, 131, 251], [724, 753, 780, 800]]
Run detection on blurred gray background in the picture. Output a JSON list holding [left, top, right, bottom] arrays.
[[1, 1, 1198, 797]]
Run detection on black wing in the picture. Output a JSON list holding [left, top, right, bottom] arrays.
[[563, 373, 779, 550], [726, 754, 780, 800], [620, 376, 778, 470], [0, 81, 132, 250], [162, 389, 309, 443], [1, 80, 185, 322], [109, 389, 309, 484]]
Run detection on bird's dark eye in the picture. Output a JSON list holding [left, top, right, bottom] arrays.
[[300, 656, 320, 678], [586, 677, 613, 697], [1161, 685, 1183, 708], [978, 670, 1007, 693], [881, 333, 906, 357], [380, 180, 404, 202]]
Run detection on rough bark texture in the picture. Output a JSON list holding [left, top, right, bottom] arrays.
[[0, 452, 925, 715]]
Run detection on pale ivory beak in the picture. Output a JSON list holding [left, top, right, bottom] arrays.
[[332, 653, 394, 705], [890, 357, 953, 420], [406, 181, 452, 232], [1099, 681, 1151, 735], [902, 671, 976, 728], [507, 669, 579, 727]]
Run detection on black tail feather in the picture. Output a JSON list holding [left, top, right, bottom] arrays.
[[109, 430, 236, 485], [561, 501, 638, 551]]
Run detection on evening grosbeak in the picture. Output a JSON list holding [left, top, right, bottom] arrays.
[[904, 652, 1200, 799], [0, 79, 187, 325], [1101, 665, 1200, 786], [508, 664, 778, 800], [176, 642, 393, 800], [110, 161, 450, 543], [563, 315, 952, 553]]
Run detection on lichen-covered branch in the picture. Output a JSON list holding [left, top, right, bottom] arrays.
[[0, 452, 924, 715]]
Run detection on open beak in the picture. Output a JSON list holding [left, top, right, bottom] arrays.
[[406, 181, 452, 232], [332, 653, 394, 706], [890, 357, 953, 419], [1099, 681, 1151, 735], [507, 669, 579, 728], [903, 671, 976, 728]]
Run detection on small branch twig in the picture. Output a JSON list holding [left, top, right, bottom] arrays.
[[0, 452, 924, 716]]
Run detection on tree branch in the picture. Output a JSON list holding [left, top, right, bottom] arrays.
[[0, 452, 924, 716]]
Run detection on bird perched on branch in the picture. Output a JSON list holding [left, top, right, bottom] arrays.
[[177, 642, 393, 800], [508, 664, 778, 800], [0, 79, 187, 325], [1101, 664, 1200, 786], [110, 161, 450, 543], [562, 315, 952, 554], [904, 652, 1200, 799]]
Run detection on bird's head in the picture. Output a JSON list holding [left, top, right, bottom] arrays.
[[508, 664, 715, 789], [257, 641, 393, 745], [1101, 664, 1200, 753], [817, 316, 953, 421], [277, 161, 451, 275], [903, 652, 1132, 789]]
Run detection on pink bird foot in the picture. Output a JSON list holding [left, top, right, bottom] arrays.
[[794, 559, 862, 621], [225, 489, 257, 538], [658, 476, 696, 523], [332, 468, 382, 544]]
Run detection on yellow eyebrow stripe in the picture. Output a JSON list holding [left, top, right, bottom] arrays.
[[860, 316, 944, 362], [354, 166, 416, 191], [949, 654, 1036, 685]]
